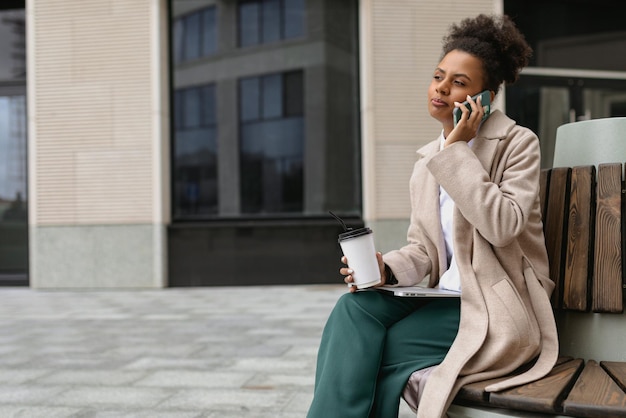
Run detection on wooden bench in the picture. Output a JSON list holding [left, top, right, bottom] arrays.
[[449, 163, 626, 417]]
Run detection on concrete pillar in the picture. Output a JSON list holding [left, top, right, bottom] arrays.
[[27, 0, 170, 288]]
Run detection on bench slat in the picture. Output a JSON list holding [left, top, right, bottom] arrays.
[[487, 358, 583, 414], [455, 357, 576, 409], [592, 163, 623, 313], [602, 361, 626, 393], [455, 360, 539, 404], [563, 360, 626, 417], [545, 167, 571, 309], [563, 166, 595, 311]]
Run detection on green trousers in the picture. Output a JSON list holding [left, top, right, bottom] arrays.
[[307, 290, 460, 418]]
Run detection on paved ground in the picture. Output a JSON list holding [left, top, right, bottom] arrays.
[[0, 285, 416, 417]]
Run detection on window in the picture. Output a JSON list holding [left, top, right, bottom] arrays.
[[169, 0, 362, 285], [239, 71, 304, 214], [172, 84, 218, 217], [0, 6, 28, 283], [238, 0, 304, 47], [170, 0, 362, 221], [173, 6, 217, 63]]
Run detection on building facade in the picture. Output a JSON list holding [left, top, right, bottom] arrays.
[[1, 0, 624, 287]]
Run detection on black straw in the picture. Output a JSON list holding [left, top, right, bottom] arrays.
[[328, 211, 352, 232]]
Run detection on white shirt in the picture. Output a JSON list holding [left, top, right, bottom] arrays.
[[437, 133, 474, 292]]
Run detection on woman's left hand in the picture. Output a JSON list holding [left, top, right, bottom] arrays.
[[343, 252, 388, 293]]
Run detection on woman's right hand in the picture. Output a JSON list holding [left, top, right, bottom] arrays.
[[445, 93, 485, 147]]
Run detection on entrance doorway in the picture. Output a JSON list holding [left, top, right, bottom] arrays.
[[504, 0, 626, 168], [506, 68, 626, 168]]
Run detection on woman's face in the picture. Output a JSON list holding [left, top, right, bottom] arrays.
[[428, 50, 486, 128]]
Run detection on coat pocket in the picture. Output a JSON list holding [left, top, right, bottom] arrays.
[[492, 278, 532, 348]]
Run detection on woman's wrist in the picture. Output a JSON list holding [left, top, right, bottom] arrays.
[[384, 264, 398, 285]]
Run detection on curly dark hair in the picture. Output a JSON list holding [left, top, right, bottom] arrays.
[[442, 14, 532, 92]]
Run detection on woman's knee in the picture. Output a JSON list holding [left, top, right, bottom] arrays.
[[333, 293, 361, 315], [335, 290, 383, 311], [330, 290, 395, 326]]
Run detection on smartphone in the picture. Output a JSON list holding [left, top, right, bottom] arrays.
[[453, 90, 491, 126]]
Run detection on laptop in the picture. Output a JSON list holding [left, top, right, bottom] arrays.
[[376, 286, 461, 298]]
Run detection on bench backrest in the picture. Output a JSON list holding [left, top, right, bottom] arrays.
[[540, 163, 625, 313]]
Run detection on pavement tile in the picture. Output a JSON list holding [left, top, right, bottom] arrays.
[[50, 386, 174, 408], [0, 369, 52, 385], [107, 343, 205, 358], [135, 371, 252, 389], [123, 357, 225, 371], [37, 370, 147, 386], [0, 345, 21, 355], [282, 345, 319, 357], [193, 342, 291, 358], [159, 388, 291, 410], [283, 391, 313, 413], [25, 354, 127, 370], [243, 372, 314, 389], [229, 357, 313, 372], [72, 409, 203, 417], [205, 411, 302, 418], [0, 405, 82, 417], [0, 385, 67, 403]]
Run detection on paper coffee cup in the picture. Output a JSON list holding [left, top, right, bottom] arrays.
[[338, 227, 381, 289]]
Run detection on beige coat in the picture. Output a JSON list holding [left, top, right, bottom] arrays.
[[383, 110, 558, 418]]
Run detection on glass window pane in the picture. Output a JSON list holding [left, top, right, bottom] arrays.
[[240, 117, 304, 213], [262, 118, 304, 160], [202, 7, 217, 56], [262, 74, 282, 119], [0, 96, 27, 209], [240, 122, 263, 213], [201, 84, 216, 126], [174, 90, 184, 130], [174, 127, 218, 216], [0, 95, 28, 272], [239, 2, 260, 47], [183, 88, 201, 128], [175, 128, 215, 160], [0, 9, 26, 81], [184, 13, 200, 60], [240, 77, 260, 122], [283, 0, 305, 39], [262, 0, 280, 44], [284, 71, 303, 116], [172, 19, 185, 64]]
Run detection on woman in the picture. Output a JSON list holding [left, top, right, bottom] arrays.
[[307, 14, 558, 418]]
